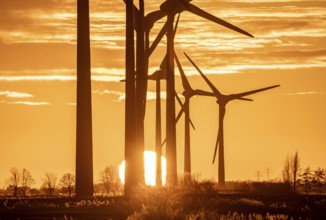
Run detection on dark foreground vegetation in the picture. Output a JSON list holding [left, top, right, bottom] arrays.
[[1, 181, 326, 220]]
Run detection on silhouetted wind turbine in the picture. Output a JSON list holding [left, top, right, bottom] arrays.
[[184, 52, 280, 185], [174, 53, 214, 184], [148, 51, 197, 186], [121, 3, 167, 179], [76, 0, 94, 198], [124, 0, 139, 196], [158, 0, 254, 184], [148, 70, 164, 186]]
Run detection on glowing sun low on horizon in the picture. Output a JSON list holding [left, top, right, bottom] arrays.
[[119, 151, 167, 186]]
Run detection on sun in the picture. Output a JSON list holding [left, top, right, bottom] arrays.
[[119, 150, 166, 186]]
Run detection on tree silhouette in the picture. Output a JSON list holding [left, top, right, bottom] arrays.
[[313, 168, 325, 194], [299, 166, 313, 195], [282, 154, 291, 183], [291, 151, 300, 193], [41, 172, 58, 196], [7, 167, 21, 197], [59, 173, 75, 197], [76, 0, 94, 197], [99, 166, 123, 196], [21, 168, 35, 197]]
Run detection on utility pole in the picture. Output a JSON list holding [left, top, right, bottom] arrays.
[[254, 170, 261, 182]]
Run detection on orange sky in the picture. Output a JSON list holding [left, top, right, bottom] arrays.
[[0, 0, 325, 187]]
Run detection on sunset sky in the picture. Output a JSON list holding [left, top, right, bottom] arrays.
[[0, 0, 325, 187]]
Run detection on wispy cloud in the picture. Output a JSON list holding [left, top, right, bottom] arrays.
[[146, 91, 167, 101], [6, 101, 50, 106], [93, 89, 124, 96], [0, 91, 33, 98], [0, 0, 325, 79], [282, 91, 325, 96], [180, 62, 326, 76], [66, 102, 76, 106], [0, 75, 75, 81], [93, 89, 169, 102], [0, 74, 123, 82]]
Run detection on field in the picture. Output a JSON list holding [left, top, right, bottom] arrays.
[[1, 182, 326, 220]]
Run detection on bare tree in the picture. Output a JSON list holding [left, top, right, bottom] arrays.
[[98, 166, 123, 196], [21, 168, 35, 197], [7, 167, 21, 197], [291, 151, 300, 193], [59, 173, 75, 197], [299, 166, 313, 195], [282, 154, 291, 183], [41, 172, 58, 195], [313, 168, 325, 194]]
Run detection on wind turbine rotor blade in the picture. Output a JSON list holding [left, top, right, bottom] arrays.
[[236, 97, 253, 101], [175, 104, 185, 124], [232, 85, 280, 98], [184, 2, 254, 38], [175, 91, 184, 107], [175, 91, 195, 130], [148, 21, 168, 57], [184, 52, 222, 96], [160, 53, 168, 71], [146, 10, 166, 28], [175, 52, 192, 91], [193, 89, 215, 97], [148, 13, 179, 58], [189, 118, 196, 130], [173, 13, 181, 38], [212, 127, 221, 164]]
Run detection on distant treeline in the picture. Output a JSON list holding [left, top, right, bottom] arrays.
[[1, 152, 325, 197]]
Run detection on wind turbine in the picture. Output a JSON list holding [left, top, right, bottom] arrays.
[[76, 0, 94, 197], [147, 69, 165, 186], [174, 53, 214, 184], [147, 14, 180, 186], [122, 0, 165, 193], [184, 52, 280, 185], [158, 0, 254, 184], [124, 0, 139, 196]]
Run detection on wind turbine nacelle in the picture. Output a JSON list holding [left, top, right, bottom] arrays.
[[160, 0, 188, 15]]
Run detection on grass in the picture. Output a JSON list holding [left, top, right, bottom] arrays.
[[1, 181, 326, 219]]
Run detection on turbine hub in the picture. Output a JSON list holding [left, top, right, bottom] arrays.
[[160, 0, 187, 15]]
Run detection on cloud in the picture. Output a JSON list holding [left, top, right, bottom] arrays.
[[0, 0, 59, 30], [0, 75, 75, 82], [92, 75, 123, 82], [93, 89, 124, 96], [93, 89, 170, 102], [0, 74, 123, 82], [0, 91, 33, 98], [6, 101, 50, 106], [0, 91, 50, 106], [0, 0, 325, 79], [66, 102, 76, 106], [146, 91, 167, 101], [282, 91, 325, 96]]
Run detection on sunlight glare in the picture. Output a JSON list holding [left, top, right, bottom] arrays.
[[119, 151, 166, 186]]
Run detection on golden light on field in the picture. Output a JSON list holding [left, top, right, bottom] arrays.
[[119, 151, 167, 186]]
